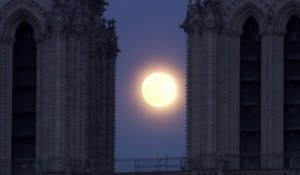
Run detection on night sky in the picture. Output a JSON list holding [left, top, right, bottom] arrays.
[[105, 0, 187, 159]]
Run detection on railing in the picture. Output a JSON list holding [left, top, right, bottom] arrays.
[[3, 155, 300, 174], [115, 155, 300, 173], [224, 170, 300, 175], [116, 157, 188, 173], [9, 158, 75, 173], [1, 158, 109, 174]]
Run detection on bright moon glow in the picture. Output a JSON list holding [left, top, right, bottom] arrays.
[[142, 72, 177, 108]]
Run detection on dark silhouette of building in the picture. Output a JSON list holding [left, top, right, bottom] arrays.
[[0, 0, 118, 174], [182, 0, 300, 174]]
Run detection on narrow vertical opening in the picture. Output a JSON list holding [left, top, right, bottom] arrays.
[[284, 15, 300, 169], [11, 22, 37, 172], [240, 17, 261, 169]]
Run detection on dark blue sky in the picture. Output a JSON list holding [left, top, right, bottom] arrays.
[[105, 0, 187, 159]]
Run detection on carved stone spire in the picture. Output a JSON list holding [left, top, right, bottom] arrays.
[[181, 0, 204, 34], [87, 0, 108, 15], [203, 0, 220, 29], [71, 7, 87, 36], [48, 4, 67, 35]]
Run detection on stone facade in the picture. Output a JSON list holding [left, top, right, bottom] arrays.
[[0, 0, 118, 175], [183, 0, 300, 173]]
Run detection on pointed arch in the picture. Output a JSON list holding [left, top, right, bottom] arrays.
[[239, 17, 262, 169], [0, 0, 46, 42], [224, 1, 269, 33], [11, 22, 37, 173], [272, 0, 300, 31], [0, 2, 46, 172]]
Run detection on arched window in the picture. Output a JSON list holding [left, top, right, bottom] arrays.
[[11, 22, 37, 170], [284, 16, 300, 169], [240, 17, 261, 169]]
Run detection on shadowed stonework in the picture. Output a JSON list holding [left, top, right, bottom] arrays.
[[182, 0, 300, 174], [0, 0, 118, 174]]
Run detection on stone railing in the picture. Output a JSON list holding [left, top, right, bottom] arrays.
[[116, 157, 188, 173], [116, 155, 300, 174], [223, 170, 300, 175], [115, 172, 194, 175], [3, 155, 300, 175], [116, 170, 300, 175], [1, 158, 108, 174], [188, 154, 300, 170]]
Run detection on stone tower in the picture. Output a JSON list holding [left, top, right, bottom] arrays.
[[0, 0, 118, 174], [183, 0, 300, 173]]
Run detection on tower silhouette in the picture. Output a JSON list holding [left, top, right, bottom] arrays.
[[0, 0, 118, 174], [183, 0, 300, 173]]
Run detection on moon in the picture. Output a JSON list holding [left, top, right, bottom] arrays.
[[142, 72, 177, 108]]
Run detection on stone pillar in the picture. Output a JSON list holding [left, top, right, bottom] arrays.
[[183, 1, 219, 169], [201, 24, 218, 169], [40, 6, 69, 173], [261, 28, 284, 169], [37, 35, 49, 173], [87, 18, 105, 173], [106, 48, 117, 174], [66, 8, 90, 173], [227, 30, 241, 169], [88, 47, 103, 174], [186, 26, 203, 169], [216, 31, 229, 168], [0, 38, 13, 175], [87, 18, 118, 175]]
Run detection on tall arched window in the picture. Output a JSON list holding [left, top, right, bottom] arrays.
[[284, 16, 300, 169], [11, 22, 37, 168], [240, 17, 261, 169]]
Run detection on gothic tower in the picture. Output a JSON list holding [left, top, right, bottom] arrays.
[[183, 0, 300, 173], [0, 0, 118, 174]]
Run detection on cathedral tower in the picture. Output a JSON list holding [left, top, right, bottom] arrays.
[[183, 0, 300, 173], [0, 0, 118, 174]]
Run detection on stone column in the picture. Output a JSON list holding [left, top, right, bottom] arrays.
[[36, 35, 49, 173], [201, 24, 218, 169], [186, 26, 203, 169], [216, 31, 229, 168], [88, 49, 103, 174], [261, 28, 284, 169], [106, 47, 117, 174], [227, 30, 241, 169], [104, 53, 116, 174], [66, 9, 90, 173], [40, 6, 68, 173], [87, 19, 118, 174], [0, 38, 13, 175]]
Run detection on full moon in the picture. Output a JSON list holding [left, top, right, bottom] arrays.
[[142, 72, 177, 108]]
